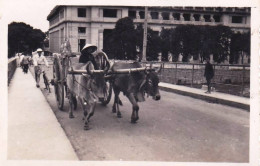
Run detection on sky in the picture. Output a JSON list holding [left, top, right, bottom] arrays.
[[1, 0, 57, 32]]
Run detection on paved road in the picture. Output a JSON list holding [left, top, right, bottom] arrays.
[[30, 65, 249, 162]]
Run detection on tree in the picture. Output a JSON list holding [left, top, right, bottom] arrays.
[[103, 17, 137, 60], [160, 28, 173, 61], [135, 24, 161, 61], [230, 31, 250, 64], [8, 22, 45, 58]]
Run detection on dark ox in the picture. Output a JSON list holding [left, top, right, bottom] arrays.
[[111, 61, 161, 123], [67, 53, 109, 130]]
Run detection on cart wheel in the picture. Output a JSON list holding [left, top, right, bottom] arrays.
[[100, 81, 112, 106], [53, 57, 64, 110]]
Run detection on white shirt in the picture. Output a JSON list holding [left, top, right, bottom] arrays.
[[33, 53, 49, 67]]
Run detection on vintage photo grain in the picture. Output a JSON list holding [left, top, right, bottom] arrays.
[[1, 0, 259, 166]]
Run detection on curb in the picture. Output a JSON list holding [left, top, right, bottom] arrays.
[[159, 85, 250, 112]]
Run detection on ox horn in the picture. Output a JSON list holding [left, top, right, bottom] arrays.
[[86, 62, 94, 76], [139, 76, 147, 91], [102, 51, 110, 73], [155, 64, 163, 73]]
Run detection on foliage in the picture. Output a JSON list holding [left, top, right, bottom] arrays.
[[160, 28, 173, 61], [102, 18, 249, 63], [103, 17, 137, 60], [8, 22, 46, 58], [230, 31, 250, 64], [134, 24, 161, 61]]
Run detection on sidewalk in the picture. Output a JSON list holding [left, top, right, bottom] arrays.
[[8, 68, 78, 160], [159, 82, 250, 111]]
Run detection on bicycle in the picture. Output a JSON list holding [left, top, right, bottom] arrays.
[[35, 66, 51, 93], [43, 70, 51, 93]]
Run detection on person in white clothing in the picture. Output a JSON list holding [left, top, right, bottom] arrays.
[[33, 48, 49, 87]]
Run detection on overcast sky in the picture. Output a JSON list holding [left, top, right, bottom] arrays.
[[1, 0, 57, 32]]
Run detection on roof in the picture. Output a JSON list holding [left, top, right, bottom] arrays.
[[47, 5, 63, 21]]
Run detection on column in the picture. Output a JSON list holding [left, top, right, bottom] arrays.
[[180, 13, 184, 21], [148, 12, 152, 20], [159, 12, 163, 20], [200, 15, 205, 22], [98, 29, 104, 50], [210, 15, 215, 22], [136, 10, 140, 19], [169, 12, 174, 20], [190, 14, 195, 21]]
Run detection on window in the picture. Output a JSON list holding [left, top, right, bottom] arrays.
[[195, 7, 203, 10], [204, 15, 211, 22], [232, 16, 243, 23], [60, 28, 64, 43], [78, 27, 86, 33], [183, 14, 190, 21], [78, 8, 86, 17], [173, 13, 180, 20], [213, 15, 221, 22], [216, 7, 223, 12], [78, 39, 86, 52], [205, 7, 214, 11], [103, 9, 117, 18], [185, 7, 193, 10], [162, 12, 169, 20], [193, 14, 200, 21], [60, 10, 64, 19], [226, 8, 233, 12], [128, 10, 136, 19], [151, 12, 159, 19], [139, 11, 144, 19]]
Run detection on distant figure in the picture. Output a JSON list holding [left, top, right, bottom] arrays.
[[19, 53, 25, 68], [22, 54, 30, 74], [79, 44, 98, 69], [204, 58, 214, 94], [33, 48, 49, 88]]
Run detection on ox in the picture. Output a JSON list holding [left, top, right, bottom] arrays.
[[111, 61, 161, 123], [66, 52, 109, 130]]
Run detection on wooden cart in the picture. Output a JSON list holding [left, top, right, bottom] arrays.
[[51, 41, 112, 110]]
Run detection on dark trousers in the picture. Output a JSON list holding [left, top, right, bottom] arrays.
[[206, 78, 211, 92], [23, 64, 29, 73]]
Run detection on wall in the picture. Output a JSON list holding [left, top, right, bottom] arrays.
[[144, 63, 250, 85]]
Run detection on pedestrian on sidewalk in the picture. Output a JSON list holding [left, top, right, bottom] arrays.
[[33, 48, 49, 88], [204, 57, 214, 94], [22, 53, 30, 74]]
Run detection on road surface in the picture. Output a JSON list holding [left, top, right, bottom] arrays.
[[31, 65, 249, 162]]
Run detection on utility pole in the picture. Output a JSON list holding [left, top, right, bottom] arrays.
[[142, 6, 148, 62]]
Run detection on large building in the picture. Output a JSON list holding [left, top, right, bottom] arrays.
[[47, 6, 250, 54]]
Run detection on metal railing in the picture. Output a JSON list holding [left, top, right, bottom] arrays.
[[141, 61, 250, 97], [8, 57, 18, 86]]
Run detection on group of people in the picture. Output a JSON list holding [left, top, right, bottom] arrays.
[[18, 45, 214, 93], [19, 53, 32, 73], [18, 48, 49, 88]]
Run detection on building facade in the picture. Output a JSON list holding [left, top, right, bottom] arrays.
[[47, 6, 250, 54]]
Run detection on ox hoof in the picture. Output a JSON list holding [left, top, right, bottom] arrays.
[[135, 117, 139, 121], [117, 113, 122, 118], [69, 114, 75, 119], [131, 119, 137, 124], [112, 109, 116, 113], [84, 125, 91, 130]]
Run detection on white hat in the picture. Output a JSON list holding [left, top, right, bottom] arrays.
[[36, 48, 43, 52], [81, 44, 97, 53]]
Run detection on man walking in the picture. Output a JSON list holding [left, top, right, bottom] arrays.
[[204, 57, 214, 94], [33, 48, 49, 88]]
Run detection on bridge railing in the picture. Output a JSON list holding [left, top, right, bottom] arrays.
[[8, 57, 18, 86], [141, 61, 250, 97]]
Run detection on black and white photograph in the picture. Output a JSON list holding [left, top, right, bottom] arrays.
[[0, 0, 259, 166]]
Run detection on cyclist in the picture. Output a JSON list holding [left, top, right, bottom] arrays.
[[33, 48, 49, 88]]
